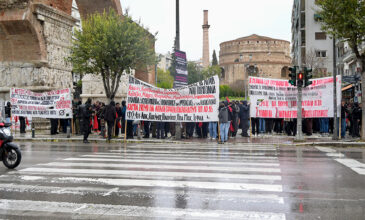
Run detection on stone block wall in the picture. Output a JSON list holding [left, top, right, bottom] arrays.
[[0, 3, 75, 100]]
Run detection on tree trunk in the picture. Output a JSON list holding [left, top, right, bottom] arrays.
[[361, 60, 365, 141]]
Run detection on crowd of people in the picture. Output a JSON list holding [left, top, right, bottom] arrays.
[[3, 98, 358, 143]]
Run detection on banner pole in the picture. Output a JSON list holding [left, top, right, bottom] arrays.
[[124, 120, 127, 143], [250, 117, 252, 138], [339, 115, 342, 140], [218, 121, 221, 143], [71, 118, 75, 135]]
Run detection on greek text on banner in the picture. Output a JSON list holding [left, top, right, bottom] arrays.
[[249, 76, 342, 118], [126, 76, 219, 122], [10, 88, 72, 119]]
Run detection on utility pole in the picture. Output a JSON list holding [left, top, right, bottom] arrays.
[[175, 0, 180, 51], [174, 0, 182, 140], [333, 38, 339, 140], [296, 71, 304, 141], [296, 85, 304, 141]]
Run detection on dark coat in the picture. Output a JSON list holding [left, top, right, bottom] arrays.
[[239, 101, 250, 120], [104, 103, 117, 122], [219, 106, 229, 123]]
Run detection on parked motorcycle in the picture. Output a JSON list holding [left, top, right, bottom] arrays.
[[0, 123, 21, 169]]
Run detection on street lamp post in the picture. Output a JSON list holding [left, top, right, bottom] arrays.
[[244, 54, 253, 100]]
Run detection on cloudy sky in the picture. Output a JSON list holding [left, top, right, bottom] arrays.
[[120, 0, 293, 61]]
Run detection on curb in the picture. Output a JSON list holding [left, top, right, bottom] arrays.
[[13, 138, 365, 147]]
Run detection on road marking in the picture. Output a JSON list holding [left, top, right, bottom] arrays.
[[19, 167, 281, 180], [0, 181, 284, 204], [37, 162, 281, 180], [335, 158, 365, 175], [65, 157, 278, 164], [63, 157, 279, 167], [0, 199, 286, 219], [72, 154, 279, 160], [73, 204, 87, 212], [102, 187, 119, 196], [317, 147, 364, 175], [106, 149, 275, 156], [109, 146, 278, 151], [315, 147, 336, 153]]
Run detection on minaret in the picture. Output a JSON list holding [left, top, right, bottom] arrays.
[[202, 10, 210, 68]]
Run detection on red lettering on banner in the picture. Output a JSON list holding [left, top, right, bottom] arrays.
[[127, 104, 138, 111], [258, 110, 272, 117]]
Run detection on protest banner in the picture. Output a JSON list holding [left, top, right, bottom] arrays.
[[249, 76, 341, 118], [10, 88, 72, 119], [126, 75, 219, 122], [173, 50, 188, 88]]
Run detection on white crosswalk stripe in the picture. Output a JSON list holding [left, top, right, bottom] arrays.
[[0, 145, 286, 219]]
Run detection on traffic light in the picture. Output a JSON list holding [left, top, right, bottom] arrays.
[[304, 67, 313, 87], [297, 72, 303, 87], [288, 66, 297, 86]]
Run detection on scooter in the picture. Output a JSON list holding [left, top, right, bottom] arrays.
[[0, 123, 21, 169]]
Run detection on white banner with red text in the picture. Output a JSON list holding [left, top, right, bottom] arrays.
[[249, 76, 342, 118], [10, 88, 72, 119], [126, 76, 219, 122]]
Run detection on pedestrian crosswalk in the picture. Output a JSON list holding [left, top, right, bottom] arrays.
[[0, 144, 287, 219]]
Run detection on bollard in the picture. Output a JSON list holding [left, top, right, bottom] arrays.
[[31, 122, 35, 138], [67, 125, 71, 138]]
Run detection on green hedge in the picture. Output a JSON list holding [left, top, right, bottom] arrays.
[[219, 85, 245, 98]]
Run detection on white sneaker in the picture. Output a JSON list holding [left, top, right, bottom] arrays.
[[212, 138, 216, 140]]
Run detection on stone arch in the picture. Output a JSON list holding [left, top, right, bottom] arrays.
[[281, 66, 289, 78], [74, 0, 123, 19], [0, 6, 47, 63]]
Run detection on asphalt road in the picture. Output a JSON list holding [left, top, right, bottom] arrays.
[[0, 141, 364, 219]]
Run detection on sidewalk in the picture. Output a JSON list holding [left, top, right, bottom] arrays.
[[12, 131, 364, 147]]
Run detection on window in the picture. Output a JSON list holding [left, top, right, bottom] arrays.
[[315, 50, 327, 57], [315, 32, 327, 40]]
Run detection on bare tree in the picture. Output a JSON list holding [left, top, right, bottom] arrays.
[[304, 49, 328, 78]]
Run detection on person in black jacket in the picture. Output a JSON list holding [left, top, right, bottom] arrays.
[[4, 102, 11, 123], [104, 101, 117, 141], [82, 98, 92, 143], [239, 100, 250, 137], [352, 102, 361, 138], [115, 103, 123, 137]]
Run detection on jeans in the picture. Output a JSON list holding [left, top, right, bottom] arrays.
[[341, 118, 346, 138], [259, 118, 266, 133], [320, 118, 329, 133], [220, 122, 230, 142], [5, 117, 10, 123], [209, 122, 217, 139]]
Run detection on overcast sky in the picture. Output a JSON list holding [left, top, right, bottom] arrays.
[[120, 0, 293, 61]]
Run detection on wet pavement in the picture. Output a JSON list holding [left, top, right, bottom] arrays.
[[0, 141, 364, 219]]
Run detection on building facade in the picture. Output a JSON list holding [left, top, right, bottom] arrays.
[[219, 34, 291, 91], [291, 0, 334, 77], [157, 52, 173, 72]]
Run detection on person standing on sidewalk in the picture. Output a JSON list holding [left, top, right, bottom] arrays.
[[208, 121, 217, 140], [341, 101, 347, 138], [82, 98, 92, 143], [239, 100, 250, 137], [219, 102, 229, 144], [4, 102, 11, 124], [104, 101, 117, 141]]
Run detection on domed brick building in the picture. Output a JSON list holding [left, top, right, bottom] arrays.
[[219, 34, 291, 91]]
